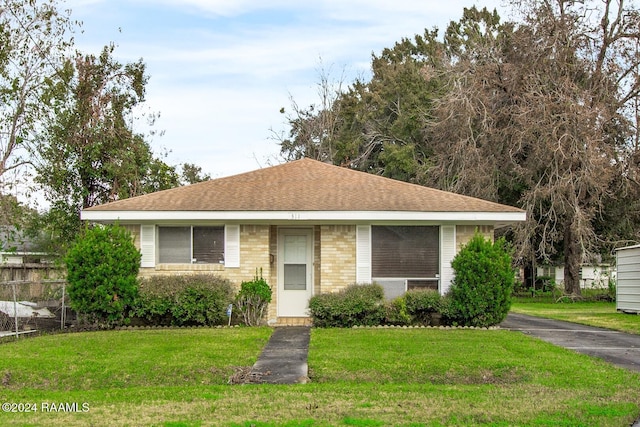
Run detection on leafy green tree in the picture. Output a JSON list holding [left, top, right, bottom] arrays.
[[447, 234, 515, 327], [0, 0, 75, 211], [37, 44, 179, 251], [180, 162, 211, 185], [65, 224, 140, 327], [279, 39, 446, 182]]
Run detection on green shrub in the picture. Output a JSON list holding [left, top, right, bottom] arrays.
[[536, 275, 557, 292], [236, 270, 272, 326], [385, 295, 411, 326], [65, 224, 140, 327], [404, 289, 442, 325], [133, 274, 234, 326], [309, 284, 385, 327], [438, 295, 456, 326], [447, 233, 515, 327]]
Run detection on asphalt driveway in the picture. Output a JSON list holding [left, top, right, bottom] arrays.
[[501, 312, 640, 373]]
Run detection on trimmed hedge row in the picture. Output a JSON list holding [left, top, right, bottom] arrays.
[[132, 274, 235, 326], [308, 284, 387, 327], [309, 285, 447, 328], [309, 233, 515, 328], [132, 273, 273, 327]]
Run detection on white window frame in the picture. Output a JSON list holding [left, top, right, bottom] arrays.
[[157, 225, 225, 265]]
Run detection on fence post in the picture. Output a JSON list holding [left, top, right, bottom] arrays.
[[11, 281, 18, 339], [61, 282, 66, 330]]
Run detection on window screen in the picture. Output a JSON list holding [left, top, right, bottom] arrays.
[[372, 226, 439, 278], [158, 227, 191, 263], [158, 226, 225, 264], [193, 227, 224, 263], [407, 279, 439, 291]]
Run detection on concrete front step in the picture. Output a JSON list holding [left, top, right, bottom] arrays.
[[274, 317, 313, 326]]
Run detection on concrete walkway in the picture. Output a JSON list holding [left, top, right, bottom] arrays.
[[501, 312, 640, 373], [248, 314, 640, 382], [249, 326, 310, 384]]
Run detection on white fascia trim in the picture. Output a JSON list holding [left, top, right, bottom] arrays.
[[81, 210, 526, 223]]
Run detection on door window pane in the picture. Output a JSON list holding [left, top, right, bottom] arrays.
[[284, 235, 307, 263], [284, 264, 307, 290]]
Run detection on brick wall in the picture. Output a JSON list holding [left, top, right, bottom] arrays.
[[122, 224, 140, 249], [319, 225, 356, 293], [133, 224, 272, 286], [129, 224, 275, 321], [456, 225, 494, 251], [124, 222, 495, 324]]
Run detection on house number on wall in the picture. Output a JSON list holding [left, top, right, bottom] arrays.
[[290, 213, 301, 220]]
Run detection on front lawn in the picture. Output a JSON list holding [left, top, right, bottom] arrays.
[[511, 299, 640, 334], [0, 327, 639, 426]]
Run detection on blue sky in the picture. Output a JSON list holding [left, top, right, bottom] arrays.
[[65, 0, 506, 179]]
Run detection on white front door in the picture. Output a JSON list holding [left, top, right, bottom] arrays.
[[278, 228, 313, 317]]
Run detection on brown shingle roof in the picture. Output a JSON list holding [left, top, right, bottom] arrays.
[[84, 158, 523, 213]]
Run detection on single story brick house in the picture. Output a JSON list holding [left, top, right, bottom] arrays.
[[81, 158, 525, 325]]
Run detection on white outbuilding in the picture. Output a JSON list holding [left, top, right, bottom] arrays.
[[615, 245, 640, 314]]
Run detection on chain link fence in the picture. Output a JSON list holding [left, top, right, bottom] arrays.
[[0, 265, 70, 339]]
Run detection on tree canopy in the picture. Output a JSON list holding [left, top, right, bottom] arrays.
[[36, 45, 180, 251], [0, 1, 208, 253], [280, 0, 640, 295]]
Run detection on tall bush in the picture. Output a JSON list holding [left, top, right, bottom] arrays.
[[65, 224, 140, 327], [447, 233, 515, 327], [236, 271, 272, 326]]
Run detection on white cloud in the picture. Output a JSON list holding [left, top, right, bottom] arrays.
[[63, 0, 509, 180]]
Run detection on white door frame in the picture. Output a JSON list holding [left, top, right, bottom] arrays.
[[277, 227, 314, 317]]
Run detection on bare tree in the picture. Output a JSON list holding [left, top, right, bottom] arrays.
[[429, 0, 640, 295], [276, 60, 346, 164]]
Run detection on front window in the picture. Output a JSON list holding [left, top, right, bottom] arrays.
[[158, 226, 224, 264], [372, 225, 439, 297]]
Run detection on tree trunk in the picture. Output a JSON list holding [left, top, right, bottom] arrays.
[[563, 220, 582, 296]]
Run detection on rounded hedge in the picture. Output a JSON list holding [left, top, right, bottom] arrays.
[[65, 224, 141, 326], [309, 284, 385, 327], [447, 233, 515, 327]]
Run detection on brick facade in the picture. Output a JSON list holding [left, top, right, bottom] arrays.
[[456, 225, 494, 251], [319, 225, 356, 294], [125, 223, 494, 324]]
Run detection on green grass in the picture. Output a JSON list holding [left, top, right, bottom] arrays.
[[511, 299, 640, 334], [0, 327, 639, 426], [0, 328, 273, 390]]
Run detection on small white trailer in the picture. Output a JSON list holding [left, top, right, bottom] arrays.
[[615, 245, 640, 314]]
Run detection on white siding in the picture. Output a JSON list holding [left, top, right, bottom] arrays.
[[440, 225, 456, 295], [356, 225, 371, 283], [616, 246, 640, 313], [140, 225, 156, 268], [224, 224, 240, 268]]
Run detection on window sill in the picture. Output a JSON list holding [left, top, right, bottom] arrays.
[[153, 263, 226, 271]]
